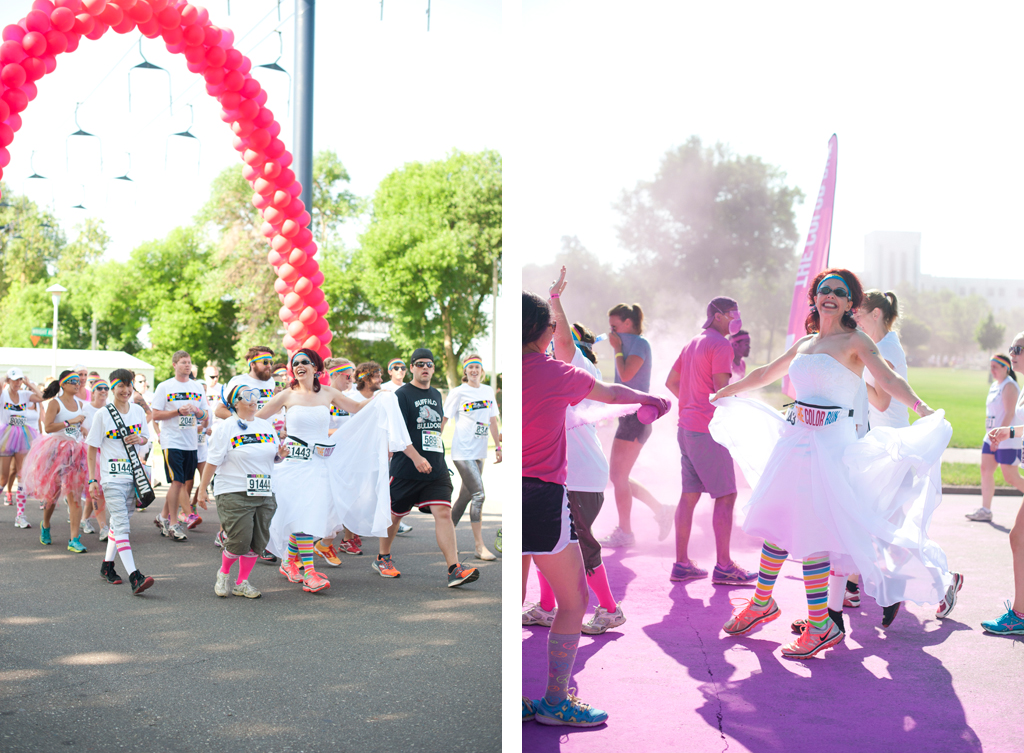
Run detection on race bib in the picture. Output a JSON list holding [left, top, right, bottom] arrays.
[[64, 424, 80, 439], [198, 431, 207, 445], [421, 430, 442, 453], [108, 459, 132, 477], [287, 442, 312, 461], [474, 422, 489, 437], [9, 415, 25, 427], [178, 414, 196, 428], [246, 474, 272, 496]]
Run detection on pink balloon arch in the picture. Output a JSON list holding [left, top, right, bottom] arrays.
[[0, 0, 332, 360]]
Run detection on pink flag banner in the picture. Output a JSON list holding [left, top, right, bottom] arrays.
[[782, 134, 838, 397]]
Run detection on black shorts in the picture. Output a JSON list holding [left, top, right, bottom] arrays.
[[163, 448, 198, 484], [522, 477, 577, 555], [390, 475, 454, 518], [614, 412, 652, 444]]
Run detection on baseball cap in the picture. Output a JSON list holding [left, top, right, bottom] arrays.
[[702, 296, 738, 329], [410, 348, 435, 364], [7, 367, 23, 380]]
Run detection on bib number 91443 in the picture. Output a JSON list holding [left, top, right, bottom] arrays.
[[287, 443, 312, 461]]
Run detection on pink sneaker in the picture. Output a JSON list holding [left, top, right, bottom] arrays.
[[185, 513, 202, 530]]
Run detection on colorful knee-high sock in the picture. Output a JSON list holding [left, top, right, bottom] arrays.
[[537, 569, 557, 612], [15, 485, 25, 517], [236, 551, 258, 584], [803, 554, 831, 631], [544, 632, 580, 706], [586, 564, 618, 612], [116, 535, 137, 574], [826, 571, 847, 612], [104, 534, 118, 562], [221, 551, 240, 574], [288, 535, 300, 562], [293, 534, 315, 570], [752, 541, 788, 607]]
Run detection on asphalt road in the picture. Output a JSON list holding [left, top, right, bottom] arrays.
[[0, 476, 503, 753]]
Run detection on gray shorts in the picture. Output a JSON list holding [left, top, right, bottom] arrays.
[[216, 490, 277, 556], [567, 490, 605, 574], [614, 412, 652, 444], [678, 427, 736, 499]]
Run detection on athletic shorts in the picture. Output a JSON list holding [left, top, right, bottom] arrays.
[[163, 448, 198, 484], [614, 412, 652, 444], [678, 427, 736, 498], [389, 475, 454, 518], [566, 490, 604, 573], [523, 477, 577, 556], [982, 440, 1022, 466]]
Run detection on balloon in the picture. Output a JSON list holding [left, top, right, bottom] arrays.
[[0, 100, 10, 121], [203, 66, 224, 85], [319, 330, 333, 346], [1, 64, 26, 88], [96, 4, 121, 26], [288, 181, 301, 198], [41, 53, 56, 73], [276, 167, 295, 186], [280, 219, 300, 238], [252, 177, 274, 195], [266, 250, 282, 266], [313, 300, 329, 316], [237, 98, 257, 120], [302, 335, 321, 351], [277, 263, 298, 283], [0, 147, 10, 168], [218, 91, 240, 110], [205, 44, 225, 67], [183, 44, 204, 63], [156, 6, 179, 28], [7, 113, 21, 132], [243, 148, 266, 167], [305, 288, 325, 306], [251, 192, 270, 210], [0, 40, 27, 64], [3, 25, 26, 42], [266, 120, 281, 139], [240, 57, 253, 76], [282, 334, 298, 352], [287, 249, 306, 267], [316, 344, 332, 360], [265, 138, 285, 158], [64, 30, 80, 50], [203, 25, 221, 47], [195, 6, 209, 25], [111, 15, 136, 34], [240, 78, 260, 99], [126, 1, 152, 23], [310, 271, 325, 287], [33, 0, 57, 13], [22, 82, 38, 101], [287, 320, 305, 338], [182, 23, 203, 46], [223, 69, 244, 91], [138, 17, 161, 37], [82, 0, 106, 14], [283, 292, 303, 310], [219, 28, 234, 47], [84, 19, 105, 39], [21, 57, 44, 81], [271, 234, 293, 253], [22, 31, 47, 56], [262, 206, 284, 225], [273, 278, 292, 295], [147, 0, 168, 12], [223, 48, 241, 69], [279, 151, 293, 168], [0, 123, 13, 147], [25, 10, 52, 34], [307, 317, 328, 335], [294, 228, 313, 247], [270, 189, 290, 209], [179, 4, 198, 25], [1, 89, 27, 113], [56, 0, 84, 11], [50, 7, 76, 32], [44, 30, 67, 54], [261, 160, 281, 180], [260, 222, 278, 238], [294, 277, 312, 296], [284, 198, 304, 218], [72, 12, 94, 34], [241, 164, 258, 181]]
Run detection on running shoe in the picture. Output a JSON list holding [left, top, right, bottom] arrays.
[[522, 697, 536, 722], [154, 514, 163, 530], [981, 601, 1024, 635], [39, 526, 51, 546], [314, 539, 342, 567], [533, 691, 608, 727], [279, 557, 303, 583], [68, 537, 87, 553], [599, 526, 635, 548], [185, 513, 202, 530], [302, 568, 330, 593], [882, 602, 902, 628], [129, 569, 154, 595], [80, 519, 96, 535], [100, 561, 123, 585], [522, 603, 557, 627], [581, 603, 627, 635], [215, 571, 231, 597], [843, 586, 861, 609], [3, 491, 10, 505], [781, 620, 844, 659], [397, 522, 412, 535], [475, 547, 497, 561], [670, 560, 708, 582], [232, 580, 262, 599], [14, 513, 30, 529], [792, 609, 846, 635], [98, 526, 109, 542], [447, 563, 480, 588], [214, 530, 227, 549], [351, 534, 363, 547], [373, 554, 400, 578], [711, 561, 757, 586], [170, 523, 188, 542], [158, 517, 171, 538], [656, 505, 676, 542], [495, 528, 502, 553], [723, 597, 780, 636], [965, 507, 993, 522], [936, 572, 965, 618], [339, 538, 363, 556], [258, 549, 278, 564]]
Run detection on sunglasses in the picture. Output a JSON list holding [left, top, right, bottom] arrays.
[[94, 386, 110, 392], [1010, 346, 1024, 356], [412, 361, 434, 368], [816, 285, 849, 298], [63, 377, 80, 385], [391, 366, 406, 372], [292, 358, 314, 368]]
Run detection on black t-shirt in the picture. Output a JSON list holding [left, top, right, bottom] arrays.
[[390, 383, 448, 480]]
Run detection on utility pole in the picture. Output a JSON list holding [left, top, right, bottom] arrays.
[[491, 255, 498, 390], [294, 0, 315, 226]]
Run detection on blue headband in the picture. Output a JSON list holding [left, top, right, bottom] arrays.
[[817, 274, 847, 292]]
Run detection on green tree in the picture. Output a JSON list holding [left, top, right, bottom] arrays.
[[311, 150, 361, 248], [976, 312, 1006, 352], [358, 149, 502, 387]]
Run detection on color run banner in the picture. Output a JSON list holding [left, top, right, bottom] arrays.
[[782, 134, 838, 397]]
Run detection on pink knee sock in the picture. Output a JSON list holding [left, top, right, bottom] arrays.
[[220, 551, 240, 574], [537, 569, 556, 612], [236, 551, 257, 584], [587, 564, 617, 612]]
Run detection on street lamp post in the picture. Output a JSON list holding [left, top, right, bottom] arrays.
[[46, 284, 66, 379]]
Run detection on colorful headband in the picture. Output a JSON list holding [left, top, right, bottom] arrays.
[[387, 359, 405, 370], [60, 373, 78, 385], [248, 353, 273, 366], [328, 364, 354, 378], [93, 381, 110, 390], [273, 367, 287, 378], [570, 325, 582, 344], [110, 378, 125, 390], [462, 357, 484, 370], [992, 355, 1012, 369], [817, 274, 847, 291]]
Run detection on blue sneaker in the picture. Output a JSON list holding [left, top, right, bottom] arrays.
[[68, 537, 87, 554], [712, 561, 758, 586], [981, 601, 1024, 635], [533, 690, 608, 727], [670, 560, 707, 582], [40, 526, 51, 546], [522, 697, 535, 722]]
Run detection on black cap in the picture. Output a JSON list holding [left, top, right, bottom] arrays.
[[410, 348, 435, 363]]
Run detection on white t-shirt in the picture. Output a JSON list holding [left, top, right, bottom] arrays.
[[381, 380, 404, 393], [86, 403, 151, 485], [865, 330, 910, 429], [444, 383, 499, 461], [986, 375, 1019, 450], [2, 388, 35, 429], [151, 378, 209, 451], [565, 350, 610, 493], [206, 416, 281, 497], [224, 374, 277, 414]]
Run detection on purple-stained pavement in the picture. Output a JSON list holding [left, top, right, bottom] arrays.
[[522, 428, 1024, 752]]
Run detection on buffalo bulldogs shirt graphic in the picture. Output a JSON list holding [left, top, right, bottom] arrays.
[[391, 384, 449, 480]]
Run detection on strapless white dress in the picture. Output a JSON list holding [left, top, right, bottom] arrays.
[[709, 353, 954, 607]]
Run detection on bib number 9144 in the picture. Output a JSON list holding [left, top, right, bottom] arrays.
[[246, 474, 272, 496]]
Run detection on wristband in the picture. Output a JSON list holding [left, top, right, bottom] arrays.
[[88, 479, 98, 484], [912, 399, 922, 413], [549, 294, 560, 299], [64, 420, 70, 428], [615, 353, 624, 359], [1012, 427, 1016, 439]]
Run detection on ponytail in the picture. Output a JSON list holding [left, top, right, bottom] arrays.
[[608, 303, 645, 334], [42, 370, 72, 400]]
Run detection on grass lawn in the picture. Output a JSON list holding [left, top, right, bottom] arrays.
[[942, 462, 1024, 487], [907, 367, 989, 448]]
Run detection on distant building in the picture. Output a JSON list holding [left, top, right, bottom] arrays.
[[862, 231, 1024, 312]]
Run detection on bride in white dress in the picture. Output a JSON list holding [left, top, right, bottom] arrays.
[[707, 269, 956, 660]]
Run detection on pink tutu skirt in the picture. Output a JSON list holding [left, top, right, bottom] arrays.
[[0, 423, 38, 456], [22, 435, 88, 503]]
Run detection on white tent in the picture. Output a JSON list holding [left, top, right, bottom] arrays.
[[0, 348, 155, 385]]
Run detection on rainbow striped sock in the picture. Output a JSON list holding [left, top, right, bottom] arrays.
[[803, 554, 831, 631], [293, 534, 315, 570], [752, 541, 788, 607], [288, 535, 300, 562]]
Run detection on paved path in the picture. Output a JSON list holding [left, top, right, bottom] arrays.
[[522, 418, 1022, 752], [0, 457, 504, 753], [944, 447, 982, 464]]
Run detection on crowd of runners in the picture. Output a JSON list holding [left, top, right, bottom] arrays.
[[0, 346, 501, 599]]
